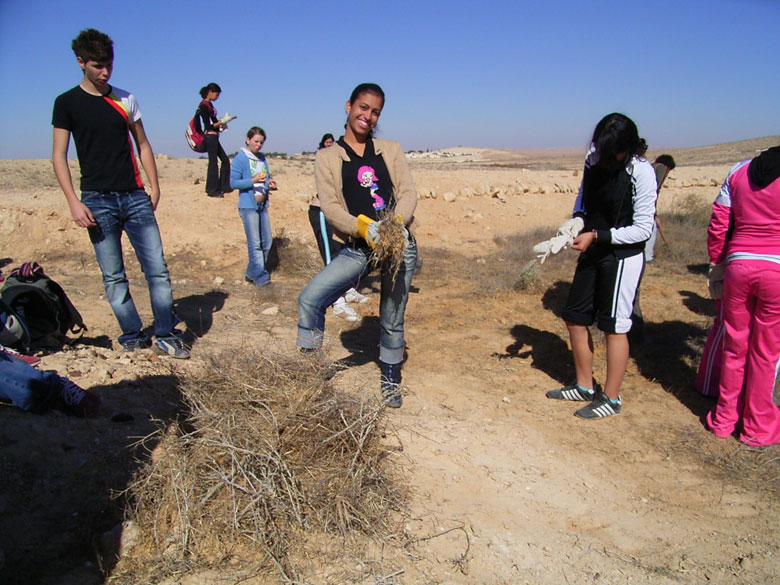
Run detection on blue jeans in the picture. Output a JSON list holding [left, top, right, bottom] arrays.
[[0, 350, 59, 411], [297, 237, 418, 364], [82, 190, 180, 346], [238, 206, 272, 285]]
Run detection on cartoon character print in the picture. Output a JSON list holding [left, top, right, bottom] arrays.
[[357, 165, 385, 210], [250, 158, 269, 188]]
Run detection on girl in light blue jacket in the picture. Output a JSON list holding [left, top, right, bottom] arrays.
[[230, 127, 276, 287]]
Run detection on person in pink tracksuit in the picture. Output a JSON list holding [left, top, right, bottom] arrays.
[[705, 145, 780, 446]]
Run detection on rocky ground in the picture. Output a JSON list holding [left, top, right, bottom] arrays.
[[1, 138, 779, 584]]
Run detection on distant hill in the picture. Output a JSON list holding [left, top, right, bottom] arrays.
[[446, 136, 780, 171], [647, 135, 779, 167]]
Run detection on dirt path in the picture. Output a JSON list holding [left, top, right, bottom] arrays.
[[0, 153, 778, 584]]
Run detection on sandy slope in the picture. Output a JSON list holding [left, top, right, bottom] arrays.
[[0, 145, 778, 584]]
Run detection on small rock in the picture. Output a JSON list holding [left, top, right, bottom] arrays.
[[261, 306, 279, 316], [502, 396, 510, 404], [443, 191, 457, 202], [213, 276, 225, 285]]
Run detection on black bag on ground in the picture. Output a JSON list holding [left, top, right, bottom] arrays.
[[0, 262, 86, 349]]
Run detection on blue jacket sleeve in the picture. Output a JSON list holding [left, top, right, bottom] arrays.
[[230, 152, 254, 190]]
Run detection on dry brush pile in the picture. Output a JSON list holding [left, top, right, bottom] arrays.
[[111, 350, 405, 583]]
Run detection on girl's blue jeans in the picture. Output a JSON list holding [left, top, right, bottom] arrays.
[[297, 237, 417, 365], [238, 206, 272, 286]]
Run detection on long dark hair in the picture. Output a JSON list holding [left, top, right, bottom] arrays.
[[199, 82, 222, 99], [318, 133, 334, 149], [592, 113, 646, 167]]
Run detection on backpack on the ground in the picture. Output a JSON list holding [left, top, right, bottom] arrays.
[[0, 297, 31, 352], [0, 262, 86, 349], [185, 101, 208, 153]]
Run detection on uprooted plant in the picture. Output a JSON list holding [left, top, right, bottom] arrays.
[[111, 349, 405, 583]]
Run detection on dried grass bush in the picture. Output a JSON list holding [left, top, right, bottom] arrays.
[[654, 193, 711, 268], [476, 226, 577, 294], [272, 227, 323, 279], [371, 213, 408, 283], [113, 349, 404, 583]]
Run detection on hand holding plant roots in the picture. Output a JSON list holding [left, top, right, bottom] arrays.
[[371, 211, 408, 282]]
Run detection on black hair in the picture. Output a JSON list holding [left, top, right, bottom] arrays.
[[654, 154, 676, 170], [318, 133, 335, 149], [348, 82, 385, 107], [247, 126, 266, 140], [199, 83, 222, 99], [592, 113, 646, 168], [71, 28, 114, 63]]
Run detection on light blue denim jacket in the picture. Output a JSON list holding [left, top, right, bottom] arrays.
[[230, 148, 271, 210]]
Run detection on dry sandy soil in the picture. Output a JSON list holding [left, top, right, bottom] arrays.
[[1, 136, 779, 585]]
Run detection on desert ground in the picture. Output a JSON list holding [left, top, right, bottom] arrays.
[[1, 136, 779, 585]]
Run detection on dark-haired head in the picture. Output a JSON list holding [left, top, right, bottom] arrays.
[[344, 83, 385, 140], [348, 83, 385, 108], [592, 113, 646, 170], [200, 83, 222, 99], [318, 133, 335, 149], [71, 28, 114, 63], [654, 154, 676, 170], [247, 126, 266, 140]]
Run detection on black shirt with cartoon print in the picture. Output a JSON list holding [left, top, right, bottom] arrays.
[[338, 137, 395, 221]]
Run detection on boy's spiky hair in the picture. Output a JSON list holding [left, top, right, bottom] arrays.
[[71, 28, 114, 63]]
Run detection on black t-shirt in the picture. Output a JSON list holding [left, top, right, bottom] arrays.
[[52, 85, 144, 192], [338, 137, 395, 221], [196, 100, 217, 134]]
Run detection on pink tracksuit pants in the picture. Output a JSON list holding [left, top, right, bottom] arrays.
[[706, 260, 780, 446], [695, 301, 723, 398]]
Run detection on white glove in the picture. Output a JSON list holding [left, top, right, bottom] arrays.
[[218, 112, 237, 130], [367, 220, 381, 248], [707, 262, 725, 300], [532, 234, 571, 264], [557, 217, 584, 239]]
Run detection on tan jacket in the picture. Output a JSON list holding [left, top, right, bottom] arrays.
[[315, 138, 418, 244]]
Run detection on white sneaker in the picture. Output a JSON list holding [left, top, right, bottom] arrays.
[[333, 299, 360, 322], [344, 287, 369, 304]]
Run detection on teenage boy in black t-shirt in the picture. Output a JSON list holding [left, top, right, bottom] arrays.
[[52, 28, 189, 358]]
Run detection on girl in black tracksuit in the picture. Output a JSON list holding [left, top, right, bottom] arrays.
[[546, 113, 657, 419]]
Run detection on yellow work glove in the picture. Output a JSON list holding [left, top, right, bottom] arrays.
[[356, 214, 377, 248]]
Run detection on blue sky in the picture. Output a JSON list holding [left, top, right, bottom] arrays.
[[1, 0, 778, 158]]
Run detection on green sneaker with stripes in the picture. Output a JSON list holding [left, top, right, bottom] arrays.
[[546, 383, 595, 401], [574, 392, 622, 419]]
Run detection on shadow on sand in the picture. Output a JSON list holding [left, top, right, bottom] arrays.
[[0, 373, 187, 584]]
